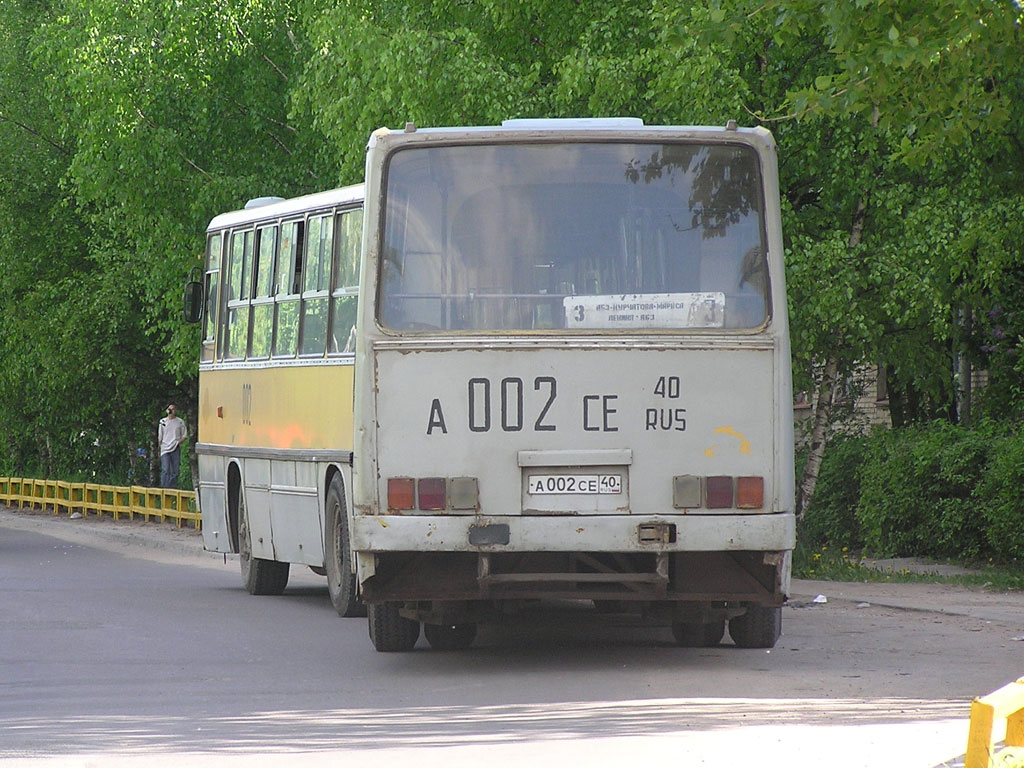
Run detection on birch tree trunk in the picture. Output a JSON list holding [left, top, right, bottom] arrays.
[[796, 356, 838, 522], [795, 197, 868, 522]]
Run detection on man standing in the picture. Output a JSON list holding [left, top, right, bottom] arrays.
[[159, 404, 187, 488]]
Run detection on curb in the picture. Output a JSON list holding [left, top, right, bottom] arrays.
[[0, 505, 221, 566]]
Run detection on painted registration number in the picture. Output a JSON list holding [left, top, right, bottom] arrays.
[[527, 474, 622, 495]]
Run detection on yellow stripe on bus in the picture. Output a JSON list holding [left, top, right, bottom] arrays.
[[199, 364, 355, 451]]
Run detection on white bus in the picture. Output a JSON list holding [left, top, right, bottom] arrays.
[[350, 118, 795, 651]]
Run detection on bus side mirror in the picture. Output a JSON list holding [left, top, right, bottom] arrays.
[[183, 274, 203, 324]]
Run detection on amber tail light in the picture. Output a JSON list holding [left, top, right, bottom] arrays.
[[387, 477, 415, 510], [736, 476, 765, 509]]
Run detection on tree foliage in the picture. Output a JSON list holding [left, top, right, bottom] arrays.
[[772, 0, 1023, 159], [1, 0, 1023, 507], [0, 0, 321, 481]]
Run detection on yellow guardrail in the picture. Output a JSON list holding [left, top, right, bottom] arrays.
[[0, 476, 200, 529], [967, 677, 1024, 768]]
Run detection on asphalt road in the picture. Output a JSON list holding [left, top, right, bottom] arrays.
[[2, 507, 1022, 768]]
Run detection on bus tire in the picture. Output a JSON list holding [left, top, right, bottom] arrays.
[[325, 474, 365, 617], [424, 622, 477, 651], [729, 605, 782, 648], [671, 619, 725, 648], [238, 487, 289, 596], [368, 603, 420, 652]]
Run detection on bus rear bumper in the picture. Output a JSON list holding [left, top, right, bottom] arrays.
[[353, 512, 794, 605], [351, 511, 795, 554]]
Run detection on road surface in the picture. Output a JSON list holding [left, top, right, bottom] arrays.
[[2, 507, 1022, 768]]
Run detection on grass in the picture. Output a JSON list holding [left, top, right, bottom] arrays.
[[792, 541, 1024, 591]]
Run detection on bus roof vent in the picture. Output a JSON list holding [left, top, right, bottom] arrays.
[[244, 196, 285, 210], [501, 117, 644, 130]]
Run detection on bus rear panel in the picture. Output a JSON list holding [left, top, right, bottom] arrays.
[[352, 120, 794, 650]]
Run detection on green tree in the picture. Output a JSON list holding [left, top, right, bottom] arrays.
[[3, 0, 1022, 509], [775, 0, 1023, 159], [37, 0, 324, 379], [766, 0, 1024, 513], [0, 0, 86, 476], [0, 0, 325, 483]]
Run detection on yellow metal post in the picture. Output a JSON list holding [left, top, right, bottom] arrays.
[[966, 678, 1024, 768], [1008, 708, 1024, 747]]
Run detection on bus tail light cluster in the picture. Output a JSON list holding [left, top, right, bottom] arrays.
[[673, 475, 764, 510], [387, 477, 479, 512]]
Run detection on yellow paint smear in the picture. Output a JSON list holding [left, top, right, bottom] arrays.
[[712, 426, 752, 455]]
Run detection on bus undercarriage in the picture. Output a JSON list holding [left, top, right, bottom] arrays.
[[359, 546, 789, 651]]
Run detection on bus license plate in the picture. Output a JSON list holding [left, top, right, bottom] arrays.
[[528, 474, 622, 495]]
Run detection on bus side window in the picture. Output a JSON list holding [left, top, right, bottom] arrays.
[[249, 224, 278, 359], [202, 232, 222, 362], [224, 229, 253, 359], [300, 214, 332, 356], [273, 220, 302, 357], [329, 208, 362, 354]]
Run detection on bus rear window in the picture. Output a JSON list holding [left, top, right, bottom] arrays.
[[379, 142, 769, 332]]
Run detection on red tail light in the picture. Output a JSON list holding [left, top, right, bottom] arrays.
[[705, 476, 734, 508], [417, 478, 447, 510]]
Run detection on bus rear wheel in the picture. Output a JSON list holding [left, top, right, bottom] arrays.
[[424, 622, 477, 651], [368, 603, 420, 652], [729, 605, 782, 648], [671, 620, 725, 648], [238, 487, 289, 595], [324, 474, 365, 617]]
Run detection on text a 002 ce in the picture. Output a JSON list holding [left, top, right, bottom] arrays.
[[527, 474, 622, 495]]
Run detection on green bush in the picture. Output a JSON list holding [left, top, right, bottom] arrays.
[[797, 421, 995, 559], [855, 422, 994, 558], [932, 426, 993, 559], [855, 426, 932, 557], [798, 419, 1024, 563], [978, 433, 1024, 562], [799, 434, 868, 549]]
